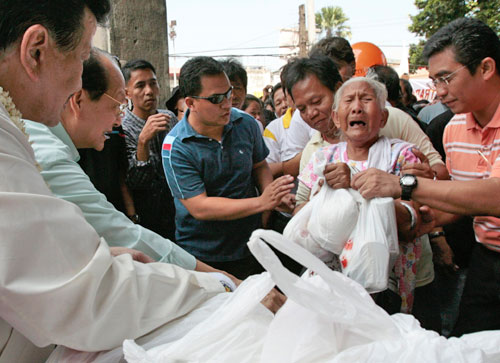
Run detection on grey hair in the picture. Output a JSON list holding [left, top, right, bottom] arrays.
[[333, 77, 387, 111]]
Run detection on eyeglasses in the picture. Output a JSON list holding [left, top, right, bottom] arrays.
[[190, 86, 233, 104], [427, 64, 469, 90], [103, 92, 127, 117]]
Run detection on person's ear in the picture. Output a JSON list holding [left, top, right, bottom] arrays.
[[69, 90, 84, 115], [185, 96, 195, 111], [380, 108, 389, 128], [480, 57, 497, 81], [19, 25, 50, 81], [332, 110, 341, 129]]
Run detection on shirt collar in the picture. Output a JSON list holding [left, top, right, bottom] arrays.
[[282, 108, 294, 129], [465, 102, 500, 131], [177, 108, 243, 141], [50, 123, 80, 161], [310, 130, 324, 144]]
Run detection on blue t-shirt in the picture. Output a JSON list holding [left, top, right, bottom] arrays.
[[162, 108, 269, 261]]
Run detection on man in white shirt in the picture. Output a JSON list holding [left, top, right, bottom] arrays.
[[0, 1, 266, 361]]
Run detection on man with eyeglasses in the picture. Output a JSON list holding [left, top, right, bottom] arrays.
[[23, 48, 235, 278], [349, 18, 500, 336], [121, 59, 178, 241], [162, 56, 295, 279]]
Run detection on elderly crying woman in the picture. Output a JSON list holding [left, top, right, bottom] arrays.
[[298, 77, 433, 317]]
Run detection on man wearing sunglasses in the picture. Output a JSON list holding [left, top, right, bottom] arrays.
[[350, 18, 500, 336], [23, 48, 226, 273], [162, 56, 295, 279]]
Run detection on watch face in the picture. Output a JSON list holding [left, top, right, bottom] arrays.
[[401, 175, 415, 186]]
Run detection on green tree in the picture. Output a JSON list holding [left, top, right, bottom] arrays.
[[315, 6, 351, 39], [408, 0, 500, 73]]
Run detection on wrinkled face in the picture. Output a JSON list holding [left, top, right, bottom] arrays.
[[230, 78, 246, 109], [40, 8, 96, 126], [74, 61, 126, 151], [187, 73, 232, 128], [272, 87, 288, 118], [244, 100, 262, 121], [428, 47, 483, 115], [334, 81, 387, 148], [126, 68, 159, 116], [291, 74, 334, 134]]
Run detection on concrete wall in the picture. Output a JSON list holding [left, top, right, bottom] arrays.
[[108, 0, 171, 104]]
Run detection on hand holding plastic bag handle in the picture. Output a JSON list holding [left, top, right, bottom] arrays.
[[248, 229, 400, 341]]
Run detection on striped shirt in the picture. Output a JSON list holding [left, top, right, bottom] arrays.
[[443, 104, 500, 251]]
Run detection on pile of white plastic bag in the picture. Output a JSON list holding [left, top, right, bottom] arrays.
[[120, 229, 500, 363]]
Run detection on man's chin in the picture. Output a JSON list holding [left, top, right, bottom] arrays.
[[41, 117, 62, 128], [143, 100, 158, 111]]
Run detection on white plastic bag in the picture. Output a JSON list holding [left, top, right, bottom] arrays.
[[339, 196, 398, 293], [123, 273, 275, 363], [248, 230, 400, 363], [121, 229, 500, 363], [249, 229, 500, 363], [283, 195, 333, 262], [307, 187, 361, 254], [285, 152, 361, 260]]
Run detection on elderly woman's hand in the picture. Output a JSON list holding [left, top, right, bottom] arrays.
[[351, 168, 401, 199], [324, 162, 351, 189]]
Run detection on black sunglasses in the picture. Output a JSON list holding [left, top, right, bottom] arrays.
[[190, 86, 233, 104]]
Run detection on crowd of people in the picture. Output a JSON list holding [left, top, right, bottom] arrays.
[[0, 0, 499, 361]]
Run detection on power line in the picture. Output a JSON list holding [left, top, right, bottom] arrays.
[[170, 45, 298, 57]]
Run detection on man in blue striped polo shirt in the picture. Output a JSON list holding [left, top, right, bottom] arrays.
[[162, 56, 294, 279]]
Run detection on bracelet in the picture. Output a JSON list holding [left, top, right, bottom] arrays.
[[429, 231, 445, 239], [399, 201, 416, 231]]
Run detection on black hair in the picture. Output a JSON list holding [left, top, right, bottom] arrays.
[[264, 98, 274, 113], [0, 0, 110, 52], [399, 78, 417, 106], [423, 18, 500, 76], [279, 62, 292, 96], [82, 48, 120, 101], [242, 94, 262, 110], [219, 58, 247, 89], [284, 55, 342, 101], [309, 36, 355, 66], [366, 65, 401, 103], [179, 56, 225, 97], [121, 59, 156, 84]]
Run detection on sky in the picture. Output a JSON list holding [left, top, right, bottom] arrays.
[[166, 0, 422, 72]]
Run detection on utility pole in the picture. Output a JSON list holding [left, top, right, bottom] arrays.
[[307, 0, 316, 48], [169, 20, 177, 88], [298, 4, 307, 57], [108, 0, 170, 103]]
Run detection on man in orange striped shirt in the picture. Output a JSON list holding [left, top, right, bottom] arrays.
[[349, 18, 500, 336]]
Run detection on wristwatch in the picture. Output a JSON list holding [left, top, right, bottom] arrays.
[[400, 174, 418, 201], [128, 214, 141, 224]]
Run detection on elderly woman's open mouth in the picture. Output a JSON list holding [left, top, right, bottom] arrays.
[[349, 120, 366, 127]]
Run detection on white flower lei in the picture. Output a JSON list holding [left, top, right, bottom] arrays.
[[0, 86, 25, 133], [0, 86, 42, 171]]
